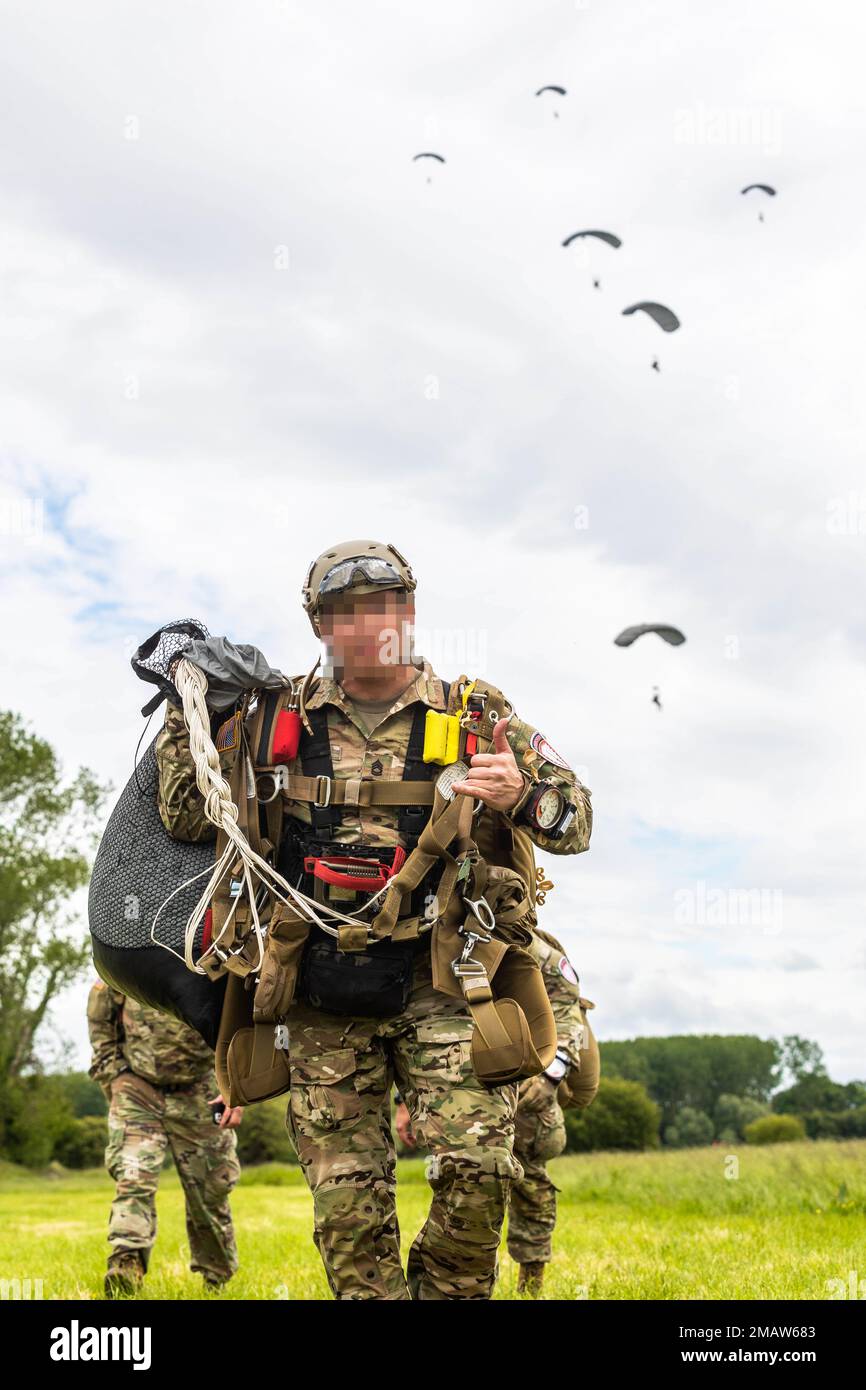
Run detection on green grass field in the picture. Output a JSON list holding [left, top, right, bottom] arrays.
[[2, 1140, 864, 1300]]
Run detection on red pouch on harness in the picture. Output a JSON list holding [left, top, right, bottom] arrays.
[[273, 709, 301, 762]]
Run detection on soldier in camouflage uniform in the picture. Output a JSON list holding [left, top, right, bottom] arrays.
[[508, 927, 600, 1296], [87, 981, 243, 1296], [155, 540, 593, 1300], [395, 924, 600, 1297]]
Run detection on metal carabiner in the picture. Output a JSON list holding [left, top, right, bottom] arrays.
[[463, 896, 496, 938]]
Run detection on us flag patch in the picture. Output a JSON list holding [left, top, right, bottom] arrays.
[[215, 712, 240, 752]]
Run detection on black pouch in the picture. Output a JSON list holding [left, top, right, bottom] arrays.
[[300, 931, 421, 1018]]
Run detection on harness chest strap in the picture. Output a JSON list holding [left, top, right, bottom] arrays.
[[273, 773, 436, 808], [366, 787, 475, 939]]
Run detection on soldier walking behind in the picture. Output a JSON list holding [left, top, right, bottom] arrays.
[[87, 982, 244, 1297]]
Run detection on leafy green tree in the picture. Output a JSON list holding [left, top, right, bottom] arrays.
[[565, 1078, 660, 1152], [599, 1035, 779, 1128], [744, 1114, 805, 1145], [0, 710, 107, 1085], [2, 1074, 76, 1167], [54, 1114, 108, 1169], [0, 711, 107, 1162], [777, 1035, 827, 1085], [235, 1097, 297, 1165], [773, 1074, 866, 1115], [714, 1092, 770, 1139], [53, 1070, 108, 1117], [664, 1106, 714, 1148]]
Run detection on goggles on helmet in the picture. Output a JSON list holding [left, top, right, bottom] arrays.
[[317, 556, 406, 600]]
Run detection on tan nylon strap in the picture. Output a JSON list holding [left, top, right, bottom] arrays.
[[464, 994, 516, 1051], [274, 773, 436, 807], [369, 791, 472, 938], [456, 965, 516, 1048]]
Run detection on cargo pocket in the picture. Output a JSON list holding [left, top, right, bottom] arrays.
[[413, 1017, 475, 1086], [290, 1048, 361, 1131]]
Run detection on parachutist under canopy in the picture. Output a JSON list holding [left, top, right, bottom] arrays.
[[652, 359, 660, 372]]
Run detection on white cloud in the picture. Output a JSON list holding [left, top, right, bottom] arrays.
[[1, 0, 864, 1081]]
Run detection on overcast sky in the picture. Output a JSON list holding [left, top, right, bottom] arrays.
[[1, 0, 864, 1084]]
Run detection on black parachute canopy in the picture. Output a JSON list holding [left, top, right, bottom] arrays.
[[536, 85, 566, 96], [741, 183, 776, 196], [562, 230, 622, 250], [413, 152, 446, 163], [614, 624, 686, 648], [622, 302, 681, 333]]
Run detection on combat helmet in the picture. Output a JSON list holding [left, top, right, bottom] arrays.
[[302, 540, 416, 634]]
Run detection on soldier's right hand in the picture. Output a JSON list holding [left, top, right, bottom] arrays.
[[395, 1101, 417, 1149], [518, 1072, 558, 1112]]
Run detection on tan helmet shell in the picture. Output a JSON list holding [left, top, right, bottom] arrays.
[[301, 540, 416, 633]]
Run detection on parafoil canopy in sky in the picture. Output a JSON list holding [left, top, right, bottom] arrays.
[[614, 624, 687, 648], [622, 302, 681, 333], [562, 230, 622, 250]]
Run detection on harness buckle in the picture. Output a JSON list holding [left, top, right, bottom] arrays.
[[451, 956, 489, 981], [313, 775, 332, 808]]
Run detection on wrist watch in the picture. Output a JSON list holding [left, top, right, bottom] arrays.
[[544, 1049, 571, 1083], [522, 781, 576, 839]]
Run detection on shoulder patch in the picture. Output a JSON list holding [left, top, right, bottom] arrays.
[[530, 731, 571, 770], [559, 955, 579, 986]]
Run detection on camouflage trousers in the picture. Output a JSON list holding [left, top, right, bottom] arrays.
[[285, 948, 522, 1300], [105, 1073, 240, 1282], [506, 1078, 567, 1266]]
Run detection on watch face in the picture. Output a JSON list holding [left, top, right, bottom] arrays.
[[534, 786, 563, 830]]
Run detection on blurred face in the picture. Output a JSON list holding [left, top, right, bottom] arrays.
[[317, 589, 415, 678]]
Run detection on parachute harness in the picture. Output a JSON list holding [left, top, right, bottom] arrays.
[[151, 658, 396, 976]]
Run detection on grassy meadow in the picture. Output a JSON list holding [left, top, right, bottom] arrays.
[[2, 1139, 864, 1301]]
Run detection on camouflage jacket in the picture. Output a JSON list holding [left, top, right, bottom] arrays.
[[156, 658, 592, 857], [527, 926, 591, 1071], [87, 982, 215, 1091]]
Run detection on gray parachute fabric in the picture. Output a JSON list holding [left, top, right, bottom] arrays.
[[614, 623, 686, 648], [621, 302, 681, 333], [90, 620, 289, 1046], [182, 637, 288, 711], [88, 738, 225, 1047]]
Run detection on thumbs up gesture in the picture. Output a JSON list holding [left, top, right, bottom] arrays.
[[452, 718, 526, 813]]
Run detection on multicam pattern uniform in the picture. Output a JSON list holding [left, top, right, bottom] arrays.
[[507, 928, 600, 1267], [87, 983, 240, 1283], [156, 658, 592, 1300]]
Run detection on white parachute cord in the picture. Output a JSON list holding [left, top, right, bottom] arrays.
[[164, 658, 404, 973]]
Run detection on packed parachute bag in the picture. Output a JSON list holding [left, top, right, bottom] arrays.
[[88, 619, 289, 1049]]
